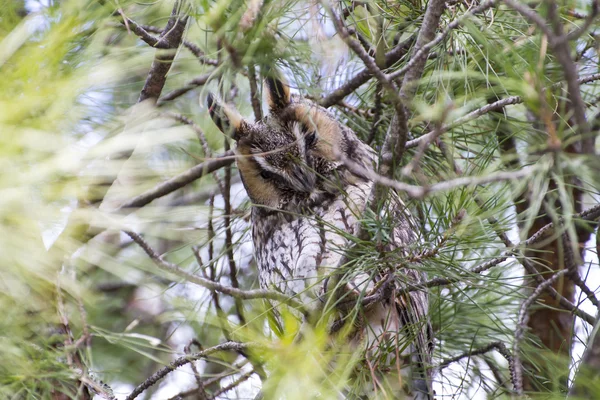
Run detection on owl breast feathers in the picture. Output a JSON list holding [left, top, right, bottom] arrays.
[[208, 73, 433, 399]]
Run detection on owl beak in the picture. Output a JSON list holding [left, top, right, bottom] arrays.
[[290, 166, 316, 194]]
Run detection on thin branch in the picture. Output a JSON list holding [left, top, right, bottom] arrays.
[[569, 311, 600, 397], [184, 340, 209, 400], [405, 72, 600, 149], [319, 69, 372, 109], [223, 137, 247, 325], [248, 64, 263, 121], [501, 0, 554, 39], [566, 0, 599, 41], [388, 0, 497, 81], [438, 341, 513, 371], [366, 82, 383, 144], [520, 256, 596, 326], [402, 105, 450, 175], [158, 72, 214, 105], [134, 24, 219, 65], [163, 112, 211, 156], [121, 18, 162, 48], [138, 1, 189, 103], [318, 33, 415, 109], [343, 155, 536, 198], [321, 1, 409, 176], [125, 341, 256, 400], [512, 270, 569, 395], [118, 151, 235, 210], [568, 269, 600, 310], [397, 0, 446, 101], [124, 231, 304, 309], [209, 370, 255, 399]]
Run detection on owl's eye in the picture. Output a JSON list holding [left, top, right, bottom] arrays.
[[260, 170, 274, 180], [305, 131, 317, 147]]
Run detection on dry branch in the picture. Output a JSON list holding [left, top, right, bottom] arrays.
[[124, 231, 304, 309], [125, 341, 257, 400]]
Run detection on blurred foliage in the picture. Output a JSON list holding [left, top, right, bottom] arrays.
[[1, 0, 599, 399]]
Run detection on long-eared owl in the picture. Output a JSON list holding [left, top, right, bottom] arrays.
[[208, 73, 433, 399]]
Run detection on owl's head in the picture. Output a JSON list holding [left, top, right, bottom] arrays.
[[208, 74, 372, 211]]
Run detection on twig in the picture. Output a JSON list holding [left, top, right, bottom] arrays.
[[405, 72, 600, 149], [406, 95, 522, 149], [184, 340, 209, 400], [125, 341, 256, 400], [568, 269, 600, 310], [566, 0, 599, 41], [343, 155, 536, 199], [124, 231, 304, 309], [512, 269, 569, 395], [503, 0, 591, 152], [388, 0, 497, 81], [366, 82, 383, 145], [322, 1, 411, 176], [318, 35, 414, 109], [209, 369, 255, 399], [121, 18, 162, 47], [396, 0, 447, 101], [138, 1, 188, 103], [118, 151, 235, 210], [438, 341, 513, 371], [163, 112, 211, 156], [402, 105, 450, 175], [520, 256, 596, 326], [158, 73, 214, 105], [248, 64, 263, 121], [223, 137, 247, 325], [133, 24, 219, 65], [501, 0, 554, 39]]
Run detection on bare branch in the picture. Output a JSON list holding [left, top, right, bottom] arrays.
[[158, 72, 214, 105], [124, 231, 304, 309], [317, 34, 415, 109], [343, 155, 536, 199], [138, 2, 189, 103], [405, 72, 600, 149], [566, 0, 599, 41], [121, 18, 162, 48], [118, 151, 235, 210], [388, 0, 497, 82], [125, 341, 257, 400], [321, 1, 409, 176], [438, 341, 513, 371], [209, 370, 255, 399], [163, 112, 211, 156], [248, 64, 263, 121], [568, 269, 600, 310], [222, 138, 247, 325], [397, 0, 446, 101], [569, 313, 600, 397], [133, 23, 219, 65], [512, 270, 569, 395], [501, 0, 554, 39]]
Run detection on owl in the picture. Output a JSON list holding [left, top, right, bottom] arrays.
[[208, 74, 433, 399]]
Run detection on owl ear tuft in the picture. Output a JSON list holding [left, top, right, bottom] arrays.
[[207, 93, 247, 140], [264, 74, 291, 110]]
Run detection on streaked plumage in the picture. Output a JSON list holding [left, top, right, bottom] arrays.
[[208, 74, 433, 399]]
